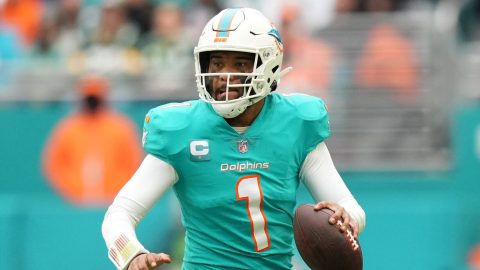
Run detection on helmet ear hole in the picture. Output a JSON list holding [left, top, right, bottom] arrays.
[[270, 80, 277, 92]]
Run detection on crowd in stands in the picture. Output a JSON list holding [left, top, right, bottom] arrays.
[[0, 0, 206, 99], [1, 0, 479, 101], [0, 0, 430, 102]]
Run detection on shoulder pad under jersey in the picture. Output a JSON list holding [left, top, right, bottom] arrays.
[[277, 93, 329, 121]]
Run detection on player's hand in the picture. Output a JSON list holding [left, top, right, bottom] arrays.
[[128, 252, 171, 270], [313, 201, 359, 238]]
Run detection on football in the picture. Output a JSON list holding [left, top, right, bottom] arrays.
[[293, 204, 363, 270]]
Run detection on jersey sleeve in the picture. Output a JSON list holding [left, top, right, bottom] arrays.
[[293, 95, 331, 159], [142, 103, 193, 165]]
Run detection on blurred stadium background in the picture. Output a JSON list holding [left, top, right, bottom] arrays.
[[1, 0, 480, 269]]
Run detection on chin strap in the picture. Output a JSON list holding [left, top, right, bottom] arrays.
[[279, 67, 293, 79], [270, 67, 293, 92]]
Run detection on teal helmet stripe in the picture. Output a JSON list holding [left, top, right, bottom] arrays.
[[217, 8, 240, 38], [268, 28, 282, 44]]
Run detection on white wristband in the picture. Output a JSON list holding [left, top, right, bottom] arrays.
[[108, 233, 149, 270]]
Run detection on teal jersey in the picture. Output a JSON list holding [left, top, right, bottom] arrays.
[[143, 93, 330, 270]]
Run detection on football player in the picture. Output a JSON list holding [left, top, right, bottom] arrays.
[[102, 7, 366, 270]]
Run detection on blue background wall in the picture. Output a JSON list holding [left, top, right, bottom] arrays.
[[1, 101, 479, 270]]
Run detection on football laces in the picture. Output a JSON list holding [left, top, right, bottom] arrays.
[[337, 220, 359, 251]]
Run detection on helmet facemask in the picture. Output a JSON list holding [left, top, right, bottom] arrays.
[[197, 50, 270, 103]]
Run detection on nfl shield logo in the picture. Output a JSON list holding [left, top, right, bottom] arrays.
[[238, 140, 248, 154]]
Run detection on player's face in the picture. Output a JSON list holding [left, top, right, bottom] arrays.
[[208, 51, 255, 101]]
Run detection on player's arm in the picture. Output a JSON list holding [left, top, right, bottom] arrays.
[[102, 154, 177, 270], [300, 142, 366, 237]]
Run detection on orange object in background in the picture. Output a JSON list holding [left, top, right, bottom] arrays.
[[0, 0, 43, 46], [355, 24, 419, 103], [42, 75, 142, 206], [470, 244, 480, 270], [78, 73, 110, 98], [278, 4, 335, 99], [280, 36, 334, 98]]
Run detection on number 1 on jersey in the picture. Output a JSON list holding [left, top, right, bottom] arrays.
[[236, 175, 271, 252]]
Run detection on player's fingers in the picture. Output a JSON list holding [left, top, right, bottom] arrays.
[[313, 201, 346, 228], [145, 253, 172, 268], [146, 253, 159, 268], [349, 222, 359, 238], [154, 253, 172, 263], [137, 254, 151, 270], [329, 206, 345, 225], [313, 201, 337, 223], [339, 212, 351, 232], [128, 254, 147, 270], [313, 201, 328, 211]]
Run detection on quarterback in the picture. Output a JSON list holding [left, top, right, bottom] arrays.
[[102, 7, 366, 270]]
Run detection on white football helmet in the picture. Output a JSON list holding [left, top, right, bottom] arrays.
[[194, 8, 287, 118]]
